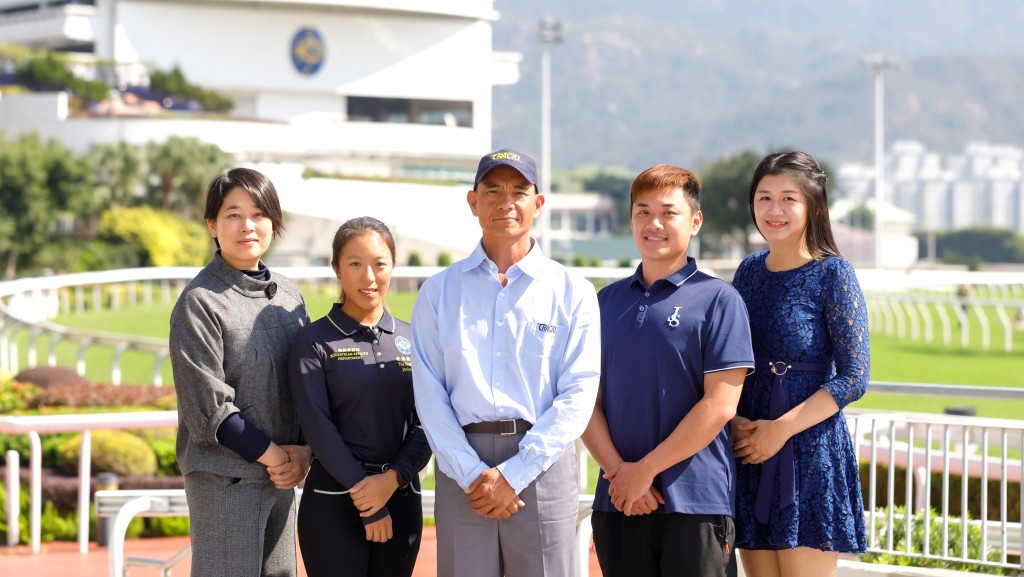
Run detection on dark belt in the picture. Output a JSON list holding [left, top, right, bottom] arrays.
[[462, 419, 533, 436], [360, 462, 391, 475], [752, 356, 833, 525]]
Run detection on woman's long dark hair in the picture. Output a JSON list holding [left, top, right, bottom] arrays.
[[748, 151, 840, 259]]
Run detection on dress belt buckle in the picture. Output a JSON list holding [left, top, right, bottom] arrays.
[[770, 361, 791, 376], [498, 419, 518, 436]]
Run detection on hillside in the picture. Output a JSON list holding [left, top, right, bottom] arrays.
[[490, 0, 1024, 172]]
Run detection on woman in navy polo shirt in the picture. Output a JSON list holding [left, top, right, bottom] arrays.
[[731, 151, 869, 577], [288, 217, 432, 577]]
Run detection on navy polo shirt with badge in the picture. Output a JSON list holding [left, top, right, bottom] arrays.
[[593, 257, 754, 517], [288, 304, 431, 496]]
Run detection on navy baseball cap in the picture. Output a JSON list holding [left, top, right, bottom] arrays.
[[473, 148, 539, 189]]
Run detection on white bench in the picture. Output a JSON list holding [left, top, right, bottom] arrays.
[[96, 488, 595, 577]]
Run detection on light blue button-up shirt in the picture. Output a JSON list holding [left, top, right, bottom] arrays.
[[411, 241, 601, 492]]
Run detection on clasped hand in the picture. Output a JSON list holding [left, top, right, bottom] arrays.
[[604, 462, 663, 516], [266, 445, 311, 489], [350, 470, 399, 518], [731, 417, 788, 465], [466, 467, 525, 519]]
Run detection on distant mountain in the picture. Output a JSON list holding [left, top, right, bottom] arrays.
[[490, 0, 1024, 172]]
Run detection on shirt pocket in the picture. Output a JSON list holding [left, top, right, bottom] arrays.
[[524, 321, 560, 359]]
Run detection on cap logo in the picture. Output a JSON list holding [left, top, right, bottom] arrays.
[[491, 152, 521, 162]]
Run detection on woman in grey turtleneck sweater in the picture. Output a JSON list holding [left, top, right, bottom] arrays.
[[170, 167, 311, 577]]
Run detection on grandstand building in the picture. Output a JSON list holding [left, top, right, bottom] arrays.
[[0, 0, 521, 180]]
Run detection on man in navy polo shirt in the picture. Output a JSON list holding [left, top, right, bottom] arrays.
[[582, 163, 754, 577]]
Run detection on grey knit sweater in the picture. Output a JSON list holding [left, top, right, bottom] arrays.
[[170, 252, 308, 479]]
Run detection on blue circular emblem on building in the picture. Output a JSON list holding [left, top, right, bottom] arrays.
[[395, 336, 412, 355], [291, 27, 325, 76]]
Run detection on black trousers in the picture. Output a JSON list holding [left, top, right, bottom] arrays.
[[591, 510, 736, 577], [297, 463, 422, 577]]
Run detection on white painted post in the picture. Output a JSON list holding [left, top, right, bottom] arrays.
[[936, 302, 952, 345], [916, 300, 933, 342], [5, 450, 19, 547], [971, 305, 990, 350], [77, 429, 92, 554], [994, 305, 1012, 352], [29, 431, 41, 554]]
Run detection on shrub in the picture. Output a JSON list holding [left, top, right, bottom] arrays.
[[862, 506, 1006, 574], [29, 382, 176, 409], [14, 366, 89, 389], [437, 252, 452, 267], [407, 251, 422, 266], [98, 206, 210, 267], [57, 430, 157, 477], [0, 377, 39, 414]]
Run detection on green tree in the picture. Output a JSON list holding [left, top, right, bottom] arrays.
[[0, 134, 80, 277], [916, 226, 1024, 265], [144, 136, 232, 217], [698, 150, 762, 256], [577, 167, 633, 234], [88, 141, 144, 210]]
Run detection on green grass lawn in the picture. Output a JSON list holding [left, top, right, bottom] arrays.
[[852, 300, 1024, 419], [7, 289, 1023, 418]]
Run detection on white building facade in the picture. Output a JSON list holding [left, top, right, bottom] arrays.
[[0, 0, 521, 179]]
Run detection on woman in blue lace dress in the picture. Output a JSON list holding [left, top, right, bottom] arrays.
[[731, 151, 869, 577]]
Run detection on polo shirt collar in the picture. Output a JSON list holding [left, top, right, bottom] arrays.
[[630, 257, 699, 290], [326, 303, 397, 336]]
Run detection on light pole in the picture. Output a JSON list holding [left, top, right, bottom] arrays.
[[863, 53, 897, 269], [538, 16, 562, 257]]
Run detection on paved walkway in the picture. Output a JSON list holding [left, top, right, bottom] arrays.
[[0, 526, 603, 576]]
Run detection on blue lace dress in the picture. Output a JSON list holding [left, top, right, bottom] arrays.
[[732, 251, 869, 552]]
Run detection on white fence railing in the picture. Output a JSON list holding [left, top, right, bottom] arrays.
[[0, 266, 634, 384], [865, 292, 1024, 353], [849, 409, 1024, 572], [3, 406, 1022, 573]]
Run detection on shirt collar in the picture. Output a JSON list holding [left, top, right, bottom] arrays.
[[630, 257, 699, 291], [326, 303, 396, 336], [461, 238, 545, 280]]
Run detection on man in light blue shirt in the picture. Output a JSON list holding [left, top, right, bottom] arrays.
[[412, 148, 601, 577]]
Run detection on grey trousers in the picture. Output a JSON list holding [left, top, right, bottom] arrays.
[[184, 470, 297, 577], [435, 432, 579, 577]]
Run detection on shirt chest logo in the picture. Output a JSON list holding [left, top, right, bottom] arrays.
[[666, 306, 682, 328], [329, 347, 367, 361], [395, 336, 412, 355]]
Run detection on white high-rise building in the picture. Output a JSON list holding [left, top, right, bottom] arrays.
[[838, 140, 1024, 235]]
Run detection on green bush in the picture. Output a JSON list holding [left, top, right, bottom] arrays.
[[57, 430, 157, 477], [98, 206, 210, 266], [147, 516, 190, 537], [860, 463, 1021, 524], [0, 377, 39, 414], [862, 506, 1006, 574], [407, 251, 422, 266], [145, 437, 180, 476], [437, 252, 452, 267]]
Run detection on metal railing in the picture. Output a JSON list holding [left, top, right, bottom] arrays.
[[865, 292, 1024, 353], [849, 408, 1023, 573], [0, 266, 634, 384]]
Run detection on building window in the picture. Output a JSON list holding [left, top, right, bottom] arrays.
[[347, 96, 472, 127]]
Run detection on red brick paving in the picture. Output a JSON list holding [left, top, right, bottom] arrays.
[[0, 526, 603, 576]]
